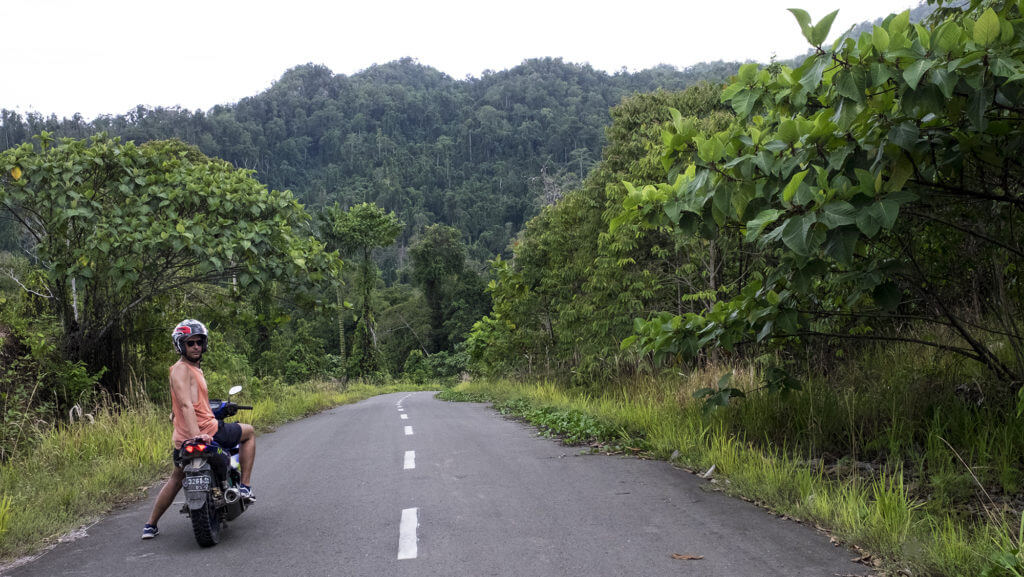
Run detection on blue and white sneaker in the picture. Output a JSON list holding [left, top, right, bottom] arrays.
[[141, 524, 159, 540]]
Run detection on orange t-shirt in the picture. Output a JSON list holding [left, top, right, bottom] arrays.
[[170, 361, 218, 449]]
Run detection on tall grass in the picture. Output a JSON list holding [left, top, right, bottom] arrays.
[[0, 401, 169, 561], [445, 354, 1024, 576], [0, 378, 434, 562]]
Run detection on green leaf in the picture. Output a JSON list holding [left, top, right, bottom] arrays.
[[929, 68, 958, 99], [712, 187, 733, 225], [738, 62, 759, 83], [811, 10, 839, 46], [974, 8, 1000, 47], [731, 183, 755, 219], [777, 308, 800, 335], [856, 210, 881, 238], [781, 214, 815, 255], [745, 209, 783, 242], [832, 98, 861, 130], [835, 68, 867, 103], [934, 22, 962, 54], [789, 8, 813, 43], [827, 144, 854, 171], [664, 198, 684, 224], [887, 155, 915, 193], [888, 10, 910, 36], [873, 26, 891, 53], [777, 119, 800, 144], [991, 57, 1019, 79], [901, 85, 945, 118], [824, 227, 860, 266], [782, 169, 809, 204], [799, 56, 827, 91], [888, 121, 920, 152], [914, 23, 931, 51], [730, 88, 762, 118], [873, 198, 902, 230], [857, 31, 873, 54], [903, 59, 934, 90], [871, 62, 893, 87], [620, 335, 638, 351], [677, 212, 700, 236], [967, 87, 991, 131], [819, 201, 857, 228], [719, 82, 745, 103], [696, 135, 725, 163]]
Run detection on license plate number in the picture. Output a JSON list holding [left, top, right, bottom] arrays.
[[184, 475, 210, 491]]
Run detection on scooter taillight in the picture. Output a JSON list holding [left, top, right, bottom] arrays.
[[184, 443, 207, 454]]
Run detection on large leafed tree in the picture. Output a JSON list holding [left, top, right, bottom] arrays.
[[624, 2, 1024, 388], [0, 133, 340, 393]]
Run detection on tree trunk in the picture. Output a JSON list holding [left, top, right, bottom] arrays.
[[63, 325, 125, 398], [337, 284, 347, 381]]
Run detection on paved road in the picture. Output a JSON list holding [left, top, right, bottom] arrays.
[[3, 392, 869, 577]]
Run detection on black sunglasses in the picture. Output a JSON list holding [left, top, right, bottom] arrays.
[[185, 340, 204, 348]]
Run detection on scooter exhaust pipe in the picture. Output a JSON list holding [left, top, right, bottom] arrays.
[[223, 487, 244, 520]]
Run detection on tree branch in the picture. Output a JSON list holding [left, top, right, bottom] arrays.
[[905, 209, 1024, 259], [773, 330, 984, 362], [2, 268, 53, 299]]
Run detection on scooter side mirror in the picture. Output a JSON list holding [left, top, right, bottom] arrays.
[[228, 385, 243, 396]]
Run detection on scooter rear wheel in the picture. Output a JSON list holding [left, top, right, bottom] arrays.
[[190, 498, 221, 547]]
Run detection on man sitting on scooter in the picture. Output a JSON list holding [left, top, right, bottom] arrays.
[[142, 319, 257, 540]]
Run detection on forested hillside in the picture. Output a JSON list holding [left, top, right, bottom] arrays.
[[0, 58, 740, 263]]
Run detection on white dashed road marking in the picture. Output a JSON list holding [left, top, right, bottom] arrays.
[[397, 394, 420, 561], [398, 508, 419, 560]]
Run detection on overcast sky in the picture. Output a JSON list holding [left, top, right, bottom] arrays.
[[6, 0, 917, 121]]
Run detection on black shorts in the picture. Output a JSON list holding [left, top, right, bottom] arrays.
[[214, 421, 242, 448]]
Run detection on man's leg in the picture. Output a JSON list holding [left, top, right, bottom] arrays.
[[146, 467, 184, 527], [238, 423, 255, 486]]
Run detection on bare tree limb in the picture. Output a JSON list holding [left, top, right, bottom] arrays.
[[2, 268, 52, 299]]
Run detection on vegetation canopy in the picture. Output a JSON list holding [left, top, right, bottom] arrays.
[[621, 1, 1024, 389], [0, 133, 340, 392]]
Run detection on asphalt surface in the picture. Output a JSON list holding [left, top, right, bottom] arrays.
[[2, 391, 869, 577]]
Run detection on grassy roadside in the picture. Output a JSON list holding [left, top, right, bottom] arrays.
[[0, 379, 434, 562], [439, 377, 1021, 577]]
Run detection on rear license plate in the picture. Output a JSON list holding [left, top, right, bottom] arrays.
[[184, 475, 210, 491]]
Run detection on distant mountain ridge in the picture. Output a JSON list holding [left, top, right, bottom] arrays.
[[0, 57, 743, 258], [0, 5, 931, 258]]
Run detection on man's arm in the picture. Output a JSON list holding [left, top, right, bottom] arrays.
[[170, 364, 211, 442]]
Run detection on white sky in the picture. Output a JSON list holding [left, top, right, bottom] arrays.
[[6, 0, 916, 121]]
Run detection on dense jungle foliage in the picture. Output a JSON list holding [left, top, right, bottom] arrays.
[[0, 56, 748, 460], [469, 0, 1021, 393]]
